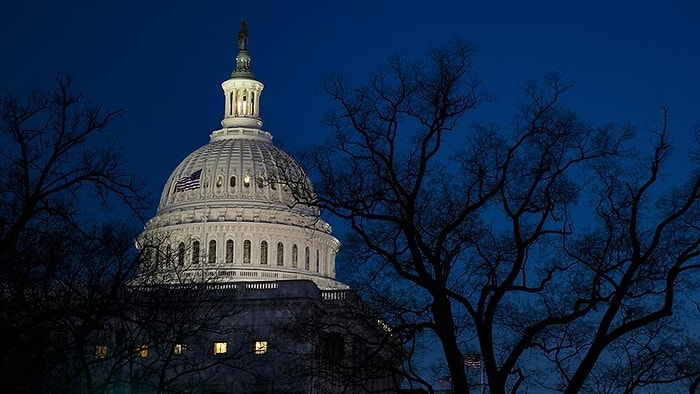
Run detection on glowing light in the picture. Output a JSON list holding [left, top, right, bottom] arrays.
[[136, 345, 148, 358], [214, 341, 228, 355], [254, 341, 268, 355], [95, 345, 108, 359]]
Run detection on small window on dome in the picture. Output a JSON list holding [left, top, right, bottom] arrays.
[[192, 241, 200, 264], [208, 240, 217, 264], [216, 176, 223, 188], [178, 242, 185, 266], [230, 176, 236, 188], [225, 239, 234, 264], [257, 176, 264, 188], [270, 176, 277, 190], [243, 240, 251, 264], [260, 241, 268, 264], [277, 242, 284, 266], [243, 175, 251, 188]]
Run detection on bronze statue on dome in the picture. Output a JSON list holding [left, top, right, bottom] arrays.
[[237, 20, 249, 51]]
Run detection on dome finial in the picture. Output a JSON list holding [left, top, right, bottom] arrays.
[[221, 19, 263, 129], [237, 19, 249, 51], [232, 20, 254, 78]]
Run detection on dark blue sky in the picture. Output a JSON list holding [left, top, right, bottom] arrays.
[[2, 0, 699, 215]]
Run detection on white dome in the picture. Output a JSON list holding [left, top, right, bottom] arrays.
[[158, 129, 317, 219], [138, 31, 346, 290]]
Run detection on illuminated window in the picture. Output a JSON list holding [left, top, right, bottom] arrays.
[[260, 241, 268, 264], [192, 240, 200, 264], [243, 240, 251, 263], [173, 344, 185, 355], [276, 242, 284, 266], [136, 345, 148, 358], [216, 176, 223, 187], [243, 175, 251, 187], [226, 239, 234, 264], [208, 240, 217, 264], [292, 244, 298, 268], [213, 342, 228, 355], [254, 341, 268, 355], [95, 345, 108, 359]]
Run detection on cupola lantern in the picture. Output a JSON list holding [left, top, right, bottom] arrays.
[[221, 20, 264, 129]]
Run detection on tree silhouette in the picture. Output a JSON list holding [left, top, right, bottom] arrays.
[[297, 39, 700, 393]]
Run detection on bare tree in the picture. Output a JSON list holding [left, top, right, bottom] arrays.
[[0, 74, 149, 391], [297, 40, 700, 393]]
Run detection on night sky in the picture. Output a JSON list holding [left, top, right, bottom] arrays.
[[2, 0, 700, 218]]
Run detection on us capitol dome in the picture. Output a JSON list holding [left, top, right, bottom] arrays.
[[138, 21, 345, 291]]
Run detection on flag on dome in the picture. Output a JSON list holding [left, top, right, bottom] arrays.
[[175, 169, 202, 192]]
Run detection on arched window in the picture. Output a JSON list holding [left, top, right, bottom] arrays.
[[208, 240, 217, 264], [216, 176, 223, 188], [226, 239, 234, 264], [304, 247, 310, 270], [230, 176, 236, 188], [292, 244, 298, 268], [243, 240, 251, 264], [316, 249, 320, 272], [192, 241, 200, 264], [260, 241, 268, 264], [178, 242, 185, 266], [276, 242, 284, 266]]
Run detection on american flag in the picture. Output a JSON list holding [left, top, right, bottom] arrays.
[[175, 169, 202, 192], [464, 353, 481, 368]]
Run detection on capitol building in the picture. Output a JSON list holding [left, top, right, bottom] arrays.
[[138, 21, 345, 292], [109, 21, 402, 393]]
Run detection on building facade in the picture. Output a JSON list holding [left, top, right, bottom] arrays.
[[118, 21, 402, 393]]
